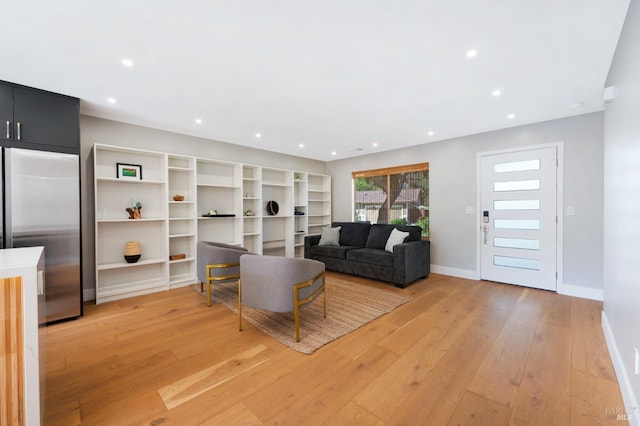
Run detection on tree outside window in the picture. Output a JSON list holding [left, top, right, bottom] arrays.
[[353, 163, 429, 238]]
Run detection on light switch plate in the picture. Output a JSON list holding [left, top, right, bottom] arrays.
[[567, 206, 575, 216]]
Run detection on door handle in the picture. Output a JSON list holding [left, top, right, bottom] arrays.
[[16, 121, 21, 140], [5, 120, 9, 139]]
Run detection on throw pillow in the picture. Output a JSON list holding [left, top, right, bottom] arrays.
[[365, 224, 394, 249], [318, 226, 341, 246], [385, 228, 410, 253]]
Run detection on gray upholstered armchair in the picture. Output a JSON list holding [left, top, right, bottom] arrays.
[[238, 255, 326, 342], [197, 241, 250, 307]]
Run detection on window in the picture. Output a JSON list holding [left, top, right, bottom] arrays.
[[353, 163, 429, 238]]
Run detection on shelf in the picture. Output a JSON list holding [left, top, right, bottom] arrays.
[[197, 182, 240, 188], [168, 166, 193, 172], [169, 233, 195, 238], [243, 232, 260, 236], [198, 216, 236, 220], [97, 257, 166, 271], [169, 200, 194, 204], [97, 218, 165, 223], [97, 177, 165, 185]]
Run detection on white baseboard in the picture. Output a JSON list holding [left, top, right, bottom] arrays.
[[430, 265, 478, 280], [558, 283, 603, 301], [602, 311, 640, 425], [430, 267, 603, 302]]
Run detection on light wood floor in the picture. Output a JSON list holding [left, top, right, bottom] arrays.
[[44, 272, 625, 425]]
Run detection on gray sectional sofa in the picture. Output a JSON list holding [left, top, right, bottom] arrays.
[[304, 221, 430, 288]]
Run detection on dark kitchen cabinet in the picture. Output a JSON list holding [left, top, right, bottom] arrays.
[[1, 80, 79, 153], [0, 84, 13, 140]]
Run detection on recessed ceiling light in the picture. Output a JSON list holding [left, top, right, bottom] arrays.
[[569, 101, 585, 109], [466, 49, 477, 58], [107, 97, 117, 104], [331, 151, 337, 156], [492, 89, 502, 97], [195, 118, 203, 124], [372, 142, 378, 147], [122, 59, 133, 67], [427, 131, 434, 136], [298, 143, 304, 148], [255, 133, 262, 139], [507, 113, 516, 119]]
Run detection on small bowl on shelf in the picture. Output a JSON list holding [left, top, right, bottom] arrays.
[[124, 254, 141, 263], [173, 194, 185, 201]]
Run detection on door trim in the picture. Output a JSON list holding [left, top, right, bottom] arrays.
[[475, 142, 564, 292]]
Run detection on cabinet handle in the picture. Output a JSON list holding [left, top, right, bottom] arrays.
[[5, 121, 9, 139], [16, 121, 21, 140]]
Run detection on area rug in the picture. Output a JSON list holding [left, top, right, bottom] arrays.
[[199, 277, 412, 354]]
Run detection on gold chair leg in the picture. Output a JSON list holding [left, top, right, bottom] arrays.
[[294, 304, 301, 342], [206, 279, 212, 307]]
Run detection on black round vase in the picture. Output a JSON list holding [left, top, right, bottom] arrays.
[[124, 254, 141, 263], [267, 200, 279, 215]]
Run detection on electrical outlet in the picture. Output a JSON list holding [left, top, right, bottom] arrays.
[[635, 347, 639, 375]]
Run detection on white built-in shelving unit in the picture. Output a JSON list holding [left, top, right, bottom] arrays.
[[261, 167, 294, 257], [93, 143, 331, 303], [242, 165, 263, 254], [167, 154, 197, 288], [307, 173, 332, 236], [196, 159, 243, 246], [293, 172, 308, 258], [94, 145, 168, 303]]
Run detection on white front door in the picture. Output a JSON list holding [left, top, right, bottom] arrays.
[[479, 146, 558, 291]]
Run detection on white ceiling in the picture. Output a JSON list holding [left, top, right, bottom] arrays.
[[0, 1, 629, 161]]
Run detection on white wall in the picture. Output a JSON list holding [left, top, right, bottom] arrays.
[[603, 0, 640, 422], [327, 112, 604, 297], [80, 116, 326, 294]]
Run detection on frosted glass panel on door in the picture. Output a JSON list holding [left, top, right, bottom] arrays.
[[494, 256, 541, 270], [494, 180, 540, 192], [494, 237, 540, 250], [494, 199, 540, 210], [494, 159, 540, 173], [494, 219, 540, 230]]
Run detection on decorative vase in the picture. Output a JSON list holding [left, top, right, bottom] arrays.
[[124, 241, 141, 263]]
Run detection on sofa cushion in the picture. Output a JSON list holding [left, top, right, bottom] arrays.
[[385, 228, 410, 252], [365, 224, 395, 249], [310, 244, 356, 259], [332, 221, 370, 247], [318, 226, 341, 246], [400, 225, 423, 242], [346, 248, 393, 267]]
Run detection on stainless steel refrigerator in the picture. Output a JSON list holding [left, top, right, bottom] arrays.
[[3, 147, 81, 323]]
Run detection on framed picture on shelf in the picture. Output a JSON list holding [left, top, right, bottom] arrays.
[[116, 163, 142, 180]]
